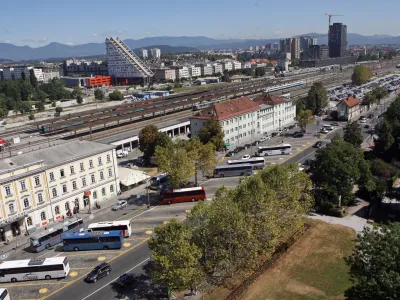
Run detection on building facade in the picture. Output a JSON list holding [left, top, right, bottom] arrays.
[[142, 49, 148, 58], [196, 64, 213, 76], [189, 66, 201, 77], [153, 68, 176, 82], [64, 59, 108, 76], [174, 67, 190, 80], [309, 45, 330, 60], [329, 23, 347, 58], [0, 140, 120, 242], [280, 38, 300, 59], [212, 64, 223, 74], [337, 96, 361, 120], [151, 48, 161, 59]]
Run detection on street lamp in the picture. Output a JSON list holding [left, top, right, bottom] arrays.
[[279, 119, 283, 144]]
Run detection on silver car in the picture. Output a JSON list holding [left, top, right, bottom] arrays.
[[112, 200, 128, 211]]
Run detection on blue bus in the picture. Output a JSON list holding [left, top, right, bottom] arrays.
[[29, 218, 84, 252], [62, 231, 123, 252], [149, 173, 170, 190]]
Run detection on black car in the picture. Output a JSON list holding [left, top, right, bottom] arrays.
[[313, 141, 323, 148], [86, 263, 112, 283], [225, 151, 234, 157], [293, 132, 304, 138], [364, 124, 370, 129], [117, 273, 136, 287], [331, 122, 339, 126], [244, 144, 251, 149], [252, 141, 260, 146], [304, 159, 314, 166]]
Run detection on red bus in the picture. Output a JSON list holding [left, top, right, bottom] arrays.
[[160, 187, 206, 205]]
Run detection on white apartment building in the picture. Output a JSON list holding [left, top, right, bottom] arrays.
[[42, 70, 60, 83], [190, 97, 261, 146], [212, 64, 223, 74], [242, 62, 252, 69], [0, 140, 119, 242], [153, 68, 176, 82], [201, 65, 213, 76], [254, 94, 297, 134], [1, 68, 13, 81], [174, 67, 190, 80], [189, 66, 201, 78], [142, 49, 148, 58], [232, 61, 242, 70], [221, 61, 233, 72], [151, 48, 161, 59]]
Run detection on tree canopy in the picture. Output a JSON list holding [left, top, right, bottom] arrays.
[[295, 109, 314, 132], [94, 88, 105, 100], [109, 89, 124, 100], [351, 65, 372, 86], [139, 125, 165, 162], [303, 82, 328, 115], [198, 117, 225, 151], [343, 121, 363, 148]]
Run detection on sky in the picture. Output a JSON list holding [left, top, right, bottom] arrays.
[[1, 0, 400, 47]]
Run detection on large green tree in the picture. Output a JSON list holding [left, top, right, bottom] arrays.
[[306, 82, 328, 114], [351, 65, 372, 86], [295, 109, 314, 132], [109, 90, 124, 100], [343, 121, 363, 148], [372, 85, 388, 104], [139, 124, 160, 162], [29, 69, 38, 88], [198, 117, 224, 151], [149, 219, 203, 292], [345, 223, 400, 300], [94, 88, 105, 100]]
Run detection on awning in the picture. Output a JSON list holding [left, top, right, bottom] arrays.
[[118, 168, 150, 187], [225, 142, 231, 147]]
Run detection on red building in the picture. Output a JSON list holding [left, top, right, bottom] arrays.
[[87, 75, 112, 87]]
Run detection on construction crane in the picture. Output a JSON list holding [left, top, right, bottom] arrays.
[[325, 13, 344, 26]]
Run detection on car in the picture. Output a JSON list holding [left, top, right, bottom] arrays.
[[111, 200, 128, 211], [323, 125, 334, 131], [359, 119, 367, 124], [117, 273, 136, 287], [320, 128, 329, 134], [304, 159, 314, 166], [134, 156, 145, 166], [244, 144, 251, 149], [86, 263, 112, 283], [260, 137, 269, 142], [331, 122, 339, 126], [313, 141, 323, 148], [241, 154, 251, 160], [293, 132, 304, 138], [364, 124, 370, 129], [225, 151, 234, 157]]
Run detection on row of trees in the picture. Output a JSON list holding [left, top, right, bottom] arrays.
[[149, 163, 314, 293], [363, 85, 388, 107]]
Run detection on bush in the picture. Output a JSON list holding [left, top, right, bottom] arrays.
[[55, 107, 63, 113], [109, 90, 124, 101], [28, 112, 35, 120]]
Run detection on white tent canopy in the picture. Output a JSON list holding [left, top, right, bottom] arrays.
[[118, 168, 150, 187]]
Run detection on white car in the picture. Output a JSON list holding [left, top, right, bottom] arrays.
[[359, 119, 367, 124], [260, 136, 270, 142], [320, 128, 329, 134], [241, 154, 251, 160], [112, 200, 128, 211]]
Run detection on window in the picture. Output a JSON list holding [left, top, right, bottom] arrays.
[[110, 185, 114, 193], [72, 181, 77, 190], [91, 174, 96, 184], [82, 177, 87, 187], [40, 211, 46, 221], [98, 157, 102, 165], [70, 166, 75, 175], [9, 203, 14, 214], [80, 162, 84, 171], [20, 180, 26, 191], [100, 171, 104, 180], [55, 206, 60, 215], [89, 160, 93, 169], [34, 176, 40, 186], [62, 184, 67, 194], [101, 188, 106, 196], [37, 193, 43, 203], [49, 172, 55, 181], [60, 169, 65, 178], [27, 217, 33, 226], [52, 188, 57, 198], [107, 154, 111, 163], [93, 191, 97, 199], [65, 202, 70, 211], [23, 198, 29, 208], [4, 186, 11, 196], [108, 169, 112, 177]]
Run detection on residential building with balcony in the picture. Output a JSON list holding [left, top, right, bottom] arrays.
[[189, 66, 201, 78], [174, 67, 190, 80], [196, 64, 213, 76], [212, 64, 223, 74], [232, 61, 242, 70]]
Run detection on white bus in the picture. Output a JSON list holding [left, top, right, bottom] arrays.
[[227, 157, 265, 170], [0, 289, 10, 300], [0, 257, 70, 283], [257, 144, 292, 156], [213, 164, 253, 178], [88, 220, 131, 238]]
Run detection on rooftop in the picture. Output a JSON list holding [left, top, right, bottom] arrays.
[[342, 96, 360, 108], [253, 94, 287, 105]]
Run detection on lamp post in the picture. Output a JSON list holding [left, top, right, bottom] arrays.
[[279, 118, 283, 144]]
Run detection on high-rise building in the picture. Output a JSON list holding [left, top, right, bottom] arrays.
[[329, 23, 347, 58], [151, 48, 161, 59], [280, 38, 300, 59], [142, 49, 148, 58], [309, 45, 329, 60], [255, 46, 260, 51]]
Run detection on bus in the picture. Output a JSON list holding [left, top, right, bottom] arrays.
[[227, 157, 265, 170], [213, 164, 253, 178], [88, 220, 131, 238], [257, 144, 292, 156], [160, 187, 206, 205], [29, 218, 84, 252], [0, 257, 70, 283], [0, 289, 10, 300], [62, 231, 123, 252], [150, 173, 170, 190]]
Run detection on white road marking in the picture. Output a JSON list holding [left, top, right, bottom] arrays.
[[80, 257, 150, 300]]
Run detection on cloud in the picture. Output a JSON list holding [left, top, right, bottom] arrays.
[[0, 40, 12, 44], [92, 33, 98, 37], [66, 42, 74, 46], [22, 37, 48, 43]]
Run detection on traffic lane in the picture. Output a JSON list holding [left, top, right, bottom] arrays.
[[46, 241, 152, 300]]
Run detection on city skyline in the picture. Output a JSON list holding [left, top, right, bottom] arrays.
[[1, 0, 400, 47]]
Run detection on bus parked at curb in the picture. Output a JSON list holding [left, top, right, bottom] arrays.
[[149, 173, 170, 190], [88, 220, 131, 238], [227, 157, 265, 170], [213, 164, 253, 178], [256, 144, 292, 156], [0, 257, 70, 283], [160, 187, 206, 205], [63, 231, 123, 251]]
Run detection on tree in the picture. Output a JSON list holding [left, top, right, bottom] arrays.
[[351, 65, 372, 86], [94, 88, 105, 100], [255, 67, 266, 77], [306, 82, 328, 114], [295, 109, 314, 132], [14, 101, 31, 114], [21, 71, 26, 81], [28, 112, 35, 120], [29, 69, 38, 88], [36, 101, 45, 112], [343, 121, 363, 147], [139, 125, 160, 162], [372, 85, 388, 104], [76, 95, 83, 104], [71, 86, 83, 102], [109, 90, 124, 100], [149, 219, 203, 292], [34, 89, 48, 101], [198, 117, 224, 151], [374, 120, 395, 158], [20, 81, 32, 101], [363, 91, 377, 107], [154, 139, 195, 188], [345, 223, 400, 300], [185, 137, 217, 186]]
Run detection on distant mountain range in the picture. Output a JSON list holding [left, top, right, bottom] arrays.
[[1, 34, 400, 61]]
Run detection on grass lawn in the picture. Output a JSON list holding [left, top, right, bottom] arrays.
[[239, 220, 356, 300]]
